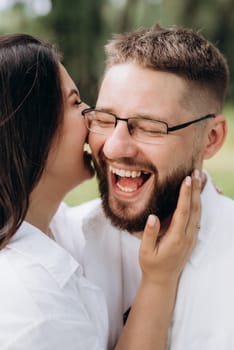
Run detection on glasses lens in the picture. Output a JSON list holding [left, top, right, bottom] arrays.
[[129, 118, 167, 144], [85, 110, 115, 135], [84, 110, 168, 144]]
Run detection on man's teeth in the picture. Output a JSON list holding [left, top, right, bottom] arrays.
[[116, 183, 136, 192], [109, 165, 141, 178]]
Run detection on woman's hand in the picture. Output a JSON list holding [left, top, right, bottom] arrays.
[[116, 170, 201, 350], [140, 169, 201, 287]]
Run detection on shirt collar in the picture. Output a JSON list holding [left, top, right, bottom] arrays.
[[7, 221, 81, 288]]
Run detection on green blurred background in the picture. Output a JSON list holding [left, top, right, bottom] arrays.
[[0, 0, 233, 204]]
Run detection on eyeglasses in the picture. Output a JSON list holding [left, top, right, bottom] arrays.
[[81, 107, 216, 145]]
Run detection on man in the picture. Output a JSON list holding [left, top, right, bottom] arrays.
[[52, 25, 234, 349]]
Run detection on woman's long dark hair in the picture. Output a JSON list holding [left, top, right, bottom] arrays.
[[0, 34, 63, 248]]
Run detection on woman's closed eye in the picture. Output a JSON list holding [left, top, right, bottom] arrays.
[[75, 99, 82, 105]]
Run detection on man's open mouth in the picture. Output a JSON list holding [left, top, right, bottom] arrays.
[[110, 165, 151, 193]]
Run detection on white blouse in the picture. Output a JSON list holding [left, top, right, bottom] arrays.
[[0, 221, 108, 350]]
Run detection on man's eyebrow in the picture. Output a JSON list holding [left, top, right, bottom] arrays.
[[67, 88, 80, 98]]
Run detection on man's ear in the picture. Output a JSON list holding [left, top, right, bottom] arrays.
[[203, 115, 227, 160]]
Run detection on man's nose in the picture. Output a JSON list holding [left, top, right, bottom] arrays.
[[103, 121, 139, 159]]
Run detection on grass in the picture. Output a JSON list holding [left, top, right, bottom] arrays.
[[65, 105, 234, 206], [65, 176, 99, 206]]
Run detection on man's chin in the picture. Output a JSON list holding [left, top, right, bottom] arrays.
[[101, 196, 155, 233], [103, 209, 148, 233], [100, 170, 187, 233], [94, 150, 195, 234]]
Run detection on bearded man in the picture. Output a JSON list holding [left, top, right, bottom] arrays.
[[52, 24, 234, 350]]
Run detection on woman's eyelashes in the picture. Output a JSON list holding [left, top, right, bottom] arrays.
[[74, 99, 83, 106]]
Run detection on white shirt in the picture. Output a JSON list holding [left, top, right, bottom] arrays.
[[52, 201, 141, 349], [0, 221, 108, 350], [52, 173, 234, 350]]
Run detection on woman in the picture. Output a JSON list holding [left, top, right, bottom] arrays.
[[0, 34, 201, 349]]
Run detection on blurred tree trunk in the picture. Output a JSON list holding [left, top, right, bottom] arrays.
[[46, 0, 106, 104], [212, 0, 234, 97], [119, 0, 139, 32], [179, 0, 203, 27]]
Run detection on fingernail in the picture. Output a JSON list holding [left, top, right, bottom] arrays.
[[185, 176, 191, 186], [194, 169, 200, 180], [147, 215, 157, 227]]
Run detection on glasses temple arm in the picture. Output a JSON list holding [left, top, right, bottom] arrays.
[[167, 114, 216, 132]]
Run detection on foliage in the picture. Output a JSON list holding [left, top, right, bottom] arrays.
[[174, 0, 234, 100], [0, 0, 233, 203], [43, 0, 108, 105], [0, 0, 233, 103]]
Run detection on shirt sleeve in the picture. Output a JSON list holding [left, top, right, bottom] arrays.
[[5, 318, 105, 350]]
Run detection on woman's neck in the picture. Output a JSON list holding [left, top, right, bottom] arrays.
[[25, 181, 65, 236]]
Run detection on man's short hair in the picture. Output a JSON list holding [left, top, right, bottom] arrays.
[[105, 24, 229, 113]]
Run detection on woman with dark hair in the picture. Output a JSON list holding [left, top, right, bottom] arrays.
[[0, 34, 201, 349]]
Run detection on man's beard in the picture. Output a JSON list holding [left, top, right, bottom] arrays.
[[93, 150, 195, 233]]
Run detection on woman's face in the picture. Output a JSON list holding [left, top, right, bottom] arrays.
[[44, 64, 94, 195]]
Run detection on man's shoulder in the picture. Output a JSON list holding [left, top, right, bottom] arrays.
[[218, 193, 234, 217], [203, 173, 234, 222]]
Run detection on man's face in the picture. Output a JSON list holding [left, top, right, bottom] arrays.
[[89, 63, 205, 233]]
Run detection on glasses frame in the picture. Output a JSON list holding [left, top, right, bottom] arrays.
[[82, 107, 216, 136]]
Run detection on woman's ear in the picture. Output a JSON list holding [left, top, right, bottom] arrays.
[[203, 115, 227, 160]]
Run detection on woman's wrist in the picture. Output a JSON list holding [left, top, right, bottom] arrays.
[[141, 270, 181, 291]]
